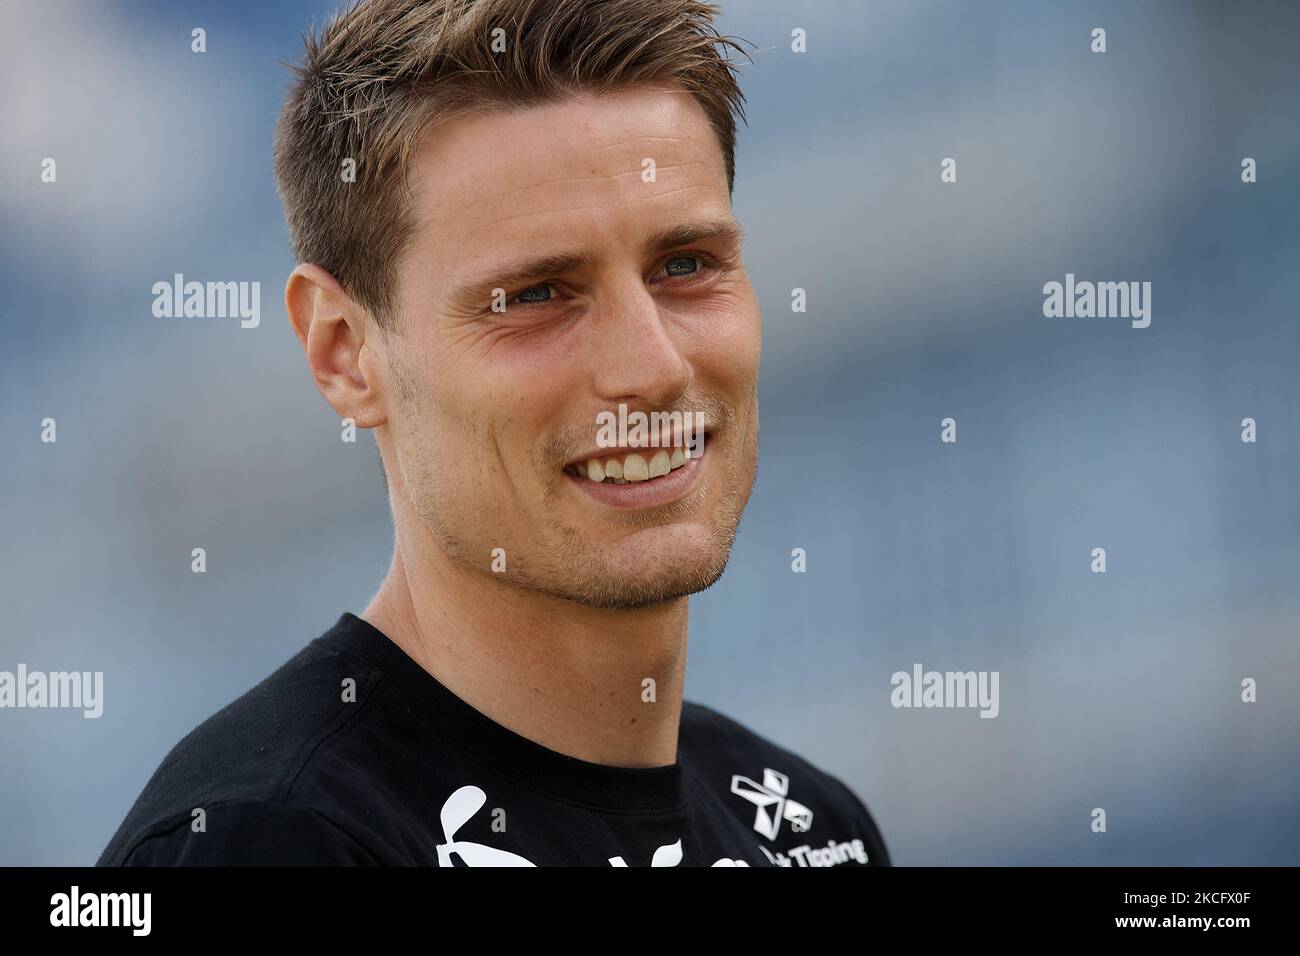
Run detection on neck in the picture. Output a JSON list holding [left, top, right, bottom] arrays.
[[361, 519, 690, 769]]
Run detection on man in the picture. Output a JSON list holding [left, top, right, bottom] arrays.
[[98, 0, 889, 867]]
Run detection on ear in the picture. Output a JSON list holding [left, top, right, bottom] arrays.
[[285, 264, 388, 429]]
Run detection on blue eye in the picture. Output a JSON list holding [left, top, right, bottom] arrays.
[[664, 256, 699, 277], [515, 283, 553, 304]]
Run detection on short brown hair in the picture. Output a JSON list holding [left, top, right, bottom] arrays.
[[272, 0, 750, 330]]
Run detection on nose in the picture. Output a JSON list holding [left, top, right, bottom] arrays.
[[589, 277, 691, 408]]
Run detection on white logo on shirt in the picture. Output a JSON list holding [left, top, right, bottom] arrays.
[[435, 786, 751, 867], [435, 786, 535, 866], [730, 768, 813, 840], [608, 839, 751, 866], [759, 837, 870, 867]]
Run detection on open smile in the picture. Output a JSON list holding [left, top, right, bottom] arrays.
[[562, 437, 709, 509]]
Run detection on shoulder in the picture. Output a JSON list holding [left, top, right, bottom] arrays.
[[681, 700, 891, 866], [104, 798, 382, 866], [98, 626, 384, 866]]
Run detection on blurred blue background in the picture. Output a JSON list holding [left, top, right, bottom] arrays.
[[2, 0, 1297, 865]]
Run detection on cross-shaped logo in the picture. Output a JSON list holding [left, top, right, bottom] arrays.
[[730, 768, 813, 841]]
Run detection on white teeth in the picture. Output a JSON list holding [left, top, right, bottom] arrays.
[[573, 439, 703, 485], [623, 453, 649, 481]]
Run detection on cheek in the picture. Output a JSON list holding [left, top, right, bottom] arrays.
[[686, 295, 761, 388], [496, 338, 577, 400], [386, 350, 479, 491], [450, 336, 585, 490]]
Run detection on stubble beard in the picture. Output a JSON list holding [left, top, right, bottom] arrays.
[[393, 354, 759, 611]]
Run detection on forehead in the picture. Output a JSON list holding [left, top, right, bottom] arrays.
[[404, 85, 732, 266]]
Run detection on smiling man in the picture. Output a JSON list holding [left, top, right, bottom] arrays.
[[97, 0, 889, 867]]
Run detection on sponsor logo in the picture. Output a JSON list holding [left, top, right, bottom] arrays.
[[730, 768, 813, 840], [760, 838, 870, 868]]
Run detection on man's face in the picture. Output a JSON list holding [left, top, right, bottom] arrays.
[[376, 84, 760, 609]]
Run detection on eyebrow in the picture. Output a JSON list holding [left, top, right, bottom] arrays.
[[447, 217, 745, 312], [644, 218, 745, 256]]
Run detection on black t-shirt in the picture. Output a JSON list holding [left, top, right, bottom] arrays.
[[98, 613, 890, 867]]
